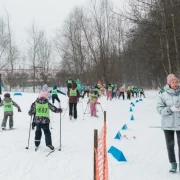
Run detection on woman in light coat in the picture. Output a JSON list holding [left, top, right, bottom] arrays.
[[157, 74, 180, 173]]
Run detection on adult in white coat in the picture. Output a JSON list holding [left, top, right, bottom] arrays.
[[157, 74, 180, 173]]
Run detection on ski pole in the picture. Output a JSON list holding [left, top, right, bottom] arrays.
[[62, 105, 68, 120], [58, 112, 62, 151], [25, 116, 33, 149], [83, 103, 89, 120], [99, 104, 104, 113], [50, 111, 53, 129]]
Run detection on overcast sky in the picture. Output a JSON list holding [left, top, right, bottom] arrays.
[[0, 0, 127, 51]]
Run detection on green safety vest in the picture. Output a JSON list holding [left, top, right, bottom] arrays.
[[94, 88, 99, 92], [113, 87, 117, 92], [52, 89, 58, 94], [70, 89, 77, 96], [35, 103, 49, 118], [90, 98, 96, 103], [68, 80, 72, 84], [3, 101, 13, 112], [108, 87, 112, 91], [89, 93, 94, 99], [86, 86, 90, 90]]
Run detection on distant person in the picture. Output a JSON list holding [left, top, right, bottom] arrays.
[[0, 93, 21, 130], [157, 74, 180, 173]]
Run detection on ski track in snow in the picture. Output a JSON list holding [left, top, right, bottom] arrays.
[[0, 91, 179, 179]]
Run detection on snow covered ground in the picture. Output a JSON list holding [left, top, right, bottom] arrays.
[[0, 90, 179, 180]]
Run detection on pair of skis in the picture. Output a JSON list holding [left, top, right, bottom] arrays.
[[35, 147, 60, 157]]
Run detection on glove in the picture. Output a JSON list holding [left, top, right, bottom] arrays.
[[170, 105, 180, 112], [18, 108, 21, 112], [58, 108, 63, 113]]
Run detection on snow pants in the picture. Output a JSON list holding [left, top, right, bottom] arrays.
[[69, 103, 77, 119], [35, 123, 52, 147], [90, 102, 96, 116], [52, 95, 60, 104], [164, 130, 180, 163], [107, 91, 112, 100], [1, 112, 13, 128], [119, 92, 125, 100]]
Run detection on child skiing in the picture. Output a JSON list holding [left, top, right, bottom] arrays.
[[28, 92, 62, 151], [49, 86, 66, 106], [107, 83, 112, 100], [87, 94, 100, 117], [118, 85, 126, 100], [67, 82, 80, 120], [0, 93, 21, 130]]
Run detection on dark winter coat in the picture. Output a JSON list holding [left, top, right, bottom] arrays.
[[28, 98, 61, 124], [67, 83, 80, 104]]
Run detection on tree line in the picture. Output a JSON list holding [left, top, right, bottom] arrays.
[[1, 0, 180, 91]]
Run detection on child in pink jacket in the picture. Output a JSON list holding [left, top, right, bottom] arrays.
[[87, 95, 100, 117]]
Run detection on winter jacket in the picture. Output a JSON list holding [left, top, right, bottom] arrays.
[[28, 98, 61, 124], [119, 86, 126, 93], [157, 84, 180, 130], [67, 83, 80, 104], [0, 97, 21, 116], [49, 86, 66, 98]]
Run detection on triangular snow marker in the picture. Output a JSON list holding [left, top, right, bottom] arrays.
[[14, 92, 22, 96], [108, 146, 127, 162], [121, 124, 128, 130], [114, 131, 121, 140], [130, 115, 134, 121], [130, 107, 133, 112]]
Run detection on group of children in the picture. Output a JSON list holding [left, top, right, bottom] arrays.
[[0, 81, 144, 151]]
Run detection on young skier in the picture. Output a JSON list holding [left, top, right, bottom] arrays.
[[157, 74, 180, 173], [67, 82, 80, 120], [87, 94, 100, 117], [0, 93, 21, 130], [28, 92, 62, 151], [49, 86, 66, 106], [107, 84, 112, 100], [127, 86, 131, 100], [118, 85, 126, 100]]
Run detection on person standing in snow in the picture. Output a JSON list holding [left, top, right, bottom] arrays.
[[28, 92, 62, 151], [157, 74, 180, 173], [118, 84, 126, 100], [49, 86, 66, 106], [67, 82, 80, 120], [0, 93, 21, 130], [87, 94, 100, 117], [107, 83, 112, 100]]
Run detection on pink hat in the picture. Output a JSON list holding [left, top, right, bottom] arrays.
[[167, 74, 178, 85], [39, 92, 48, 99]]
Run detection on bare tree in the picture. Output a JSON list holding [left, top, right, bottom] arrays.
[[27, 23, 44, 92]]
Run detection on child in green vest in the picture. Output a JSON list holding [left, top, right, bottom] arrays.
[[87, 94, 100, 117], [0, 93, 21, 130], [28, 92, 62, 151], [49, 86, 66, 106]]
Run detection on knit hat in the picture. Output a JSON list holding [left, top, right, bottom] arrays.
[[4, 93, 10, 98], [167, 74, 178, 85], [39, 92, 48, 99]]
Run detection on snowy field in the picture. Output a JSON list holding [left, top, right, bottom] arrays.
[[0, 90, 179, 180]]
